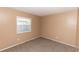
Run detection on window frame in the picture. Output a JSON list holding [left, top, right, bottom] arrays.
[[16, 16, 32, 34]]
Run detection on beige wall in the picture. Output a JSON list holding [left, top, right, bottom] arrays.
[[41, 10, 78, 47], [0, 8, 40, 50], [0, 7, 78, 50], [77, 9, 79, 49]]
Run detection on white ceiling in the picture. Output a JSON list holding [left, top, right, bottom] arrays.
[[11, 7, 77, 16]]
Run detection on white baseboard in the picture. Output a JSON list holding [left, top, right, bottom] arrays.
[[0, 34, 77, 51], [0, 36, 40, 52], [41, 34, 77, 48]]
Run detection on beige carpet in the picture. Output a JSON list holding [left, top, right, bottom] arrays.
[[2, 37, 76, 52]]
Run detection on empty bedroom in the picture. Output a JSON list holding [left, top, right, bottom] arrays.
[[0, 7, 79, 52]]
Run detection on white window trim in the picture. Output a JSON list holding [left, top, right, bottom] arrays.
[[16, 16, 32, 34]]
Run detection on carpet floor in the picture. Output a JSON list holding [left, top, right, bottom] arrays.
[[2, 37, 76, 52]]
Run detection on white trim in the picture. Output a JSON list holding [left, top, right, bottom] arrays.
[[16, 16, 32, 34], [0, 36, 40, 52], [0, 34, 78, 51], [41, 34, 77, 48]]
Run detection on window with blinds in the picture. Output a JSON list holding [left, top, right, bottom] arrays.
[[17, 16, 31, 34]]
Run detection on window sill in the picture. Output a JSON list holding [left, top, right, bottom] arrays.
[[16, 31, 31, 34]]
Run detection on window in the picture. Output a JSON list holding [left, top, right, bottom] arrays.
[[17, 16, 31, 34]]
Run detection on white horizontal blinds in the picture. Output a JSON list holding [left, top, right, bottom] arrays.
[[17, 16, 31, 34]]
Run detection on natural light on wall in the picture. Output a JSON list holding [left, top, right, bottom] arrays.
[[67, 17, 76, 29], [16, 16, 31, 34]]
